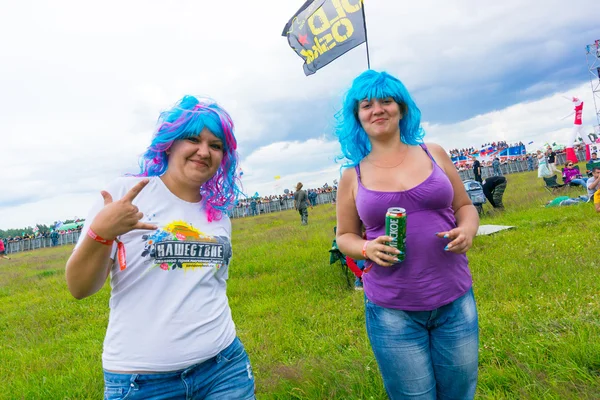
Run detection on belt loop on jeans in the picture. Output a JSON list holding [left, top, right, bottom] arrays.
[[129, 374, 139, 390]]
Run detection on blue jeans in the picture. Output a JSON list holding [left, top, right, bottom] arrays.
[[365, 288, 479, 400], [103, 337, 255, 400], [569, 178, 588, 187]]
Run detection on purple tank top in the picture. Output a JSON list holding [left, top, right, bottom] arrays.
[[356, 144, 472, 311]]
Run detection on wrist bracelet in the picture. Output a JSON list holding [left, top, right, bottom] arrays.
[[362, 240, 370, 259], [87, 228, 114, 246]]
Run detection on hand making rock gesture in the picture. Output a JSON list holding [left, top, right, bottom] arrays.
[[90, 179, 157, 240]]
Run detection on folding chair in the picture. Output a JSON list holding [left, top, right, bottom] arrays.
[[586, 160, 600, 176], [543, 175, 567, 193], [329, 227, 352, 288]]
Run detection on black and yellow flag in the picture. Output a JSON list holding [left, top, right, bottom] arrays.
[[282, 0, 366, 76]]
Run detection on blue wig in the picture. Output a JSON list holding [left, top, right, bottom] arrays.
[[135, 95, 242, 222], [335, 70, 425, 166]]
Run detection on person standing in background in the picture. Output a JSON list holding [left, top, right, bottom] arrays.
[[527, 154, 534, 171], [537, 150, 552, 178], [50, 230, 59, 246], [293, 182, 312, 225], [0, 238, 10, 260], [547, 146, 557, 173], [492, 157, 502, 176], [472, 156, 482, 183], [308, 189, 318, 207]]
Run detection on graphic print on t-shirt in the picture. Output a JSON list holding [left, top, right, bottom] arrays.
[[140, 220, 232, 272]]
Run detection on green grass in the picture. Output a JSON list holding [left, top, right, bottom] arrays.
[[1, 166, 600, 399]]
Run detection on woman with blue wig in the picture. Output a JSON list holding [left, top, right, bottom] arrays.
[[66, 96, 255, 399], [335, 70, 480, 399]]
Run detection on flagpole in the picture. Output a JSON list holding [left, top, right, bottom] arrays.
[[361, 0, 371, 69]]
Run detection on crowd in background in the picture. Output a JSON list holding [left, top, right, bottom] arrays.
[[1, 139, 590, 245], [448, 141, 522, 158], [234, 185, 337, 216], [2, 186, 340, 246], [2, 227, 83, 250], [452, 141, 590, 171], [456, 153, 540, 171]]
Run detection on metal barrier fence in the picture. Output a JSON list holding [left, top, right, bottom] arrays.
[[2, 150, 586, 253], [457, 150, 587, 181], [228, 191, 337, 219], [5, 232, 81, 255], [4, 193, 338, 253]]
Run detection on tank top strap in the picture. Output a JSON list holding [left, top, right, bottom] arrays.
[[419, 143, 438, 165], [355, 164, 361, 180]]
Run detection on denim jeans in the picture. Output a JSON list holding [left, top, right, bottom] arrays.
[[365, 288, 479, 400], [569, 178, 588, 187], [103, 337, 255, 400]]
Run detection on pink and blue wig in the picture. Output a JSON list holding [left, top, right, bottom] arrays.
[[335, 70, 425, 166], [136, 95, 241, 222]]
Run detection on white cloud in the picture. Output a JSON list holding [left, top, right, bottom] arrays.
[[426, 82, 599, 151], [239, 138, 342, 196], [237, 82, 599, 200], [1, 0, 599, 230]]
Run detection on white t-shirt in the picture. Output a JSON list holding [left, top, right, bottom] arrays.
[[587, 177, 598, 197], [76, 176, 236, 372]]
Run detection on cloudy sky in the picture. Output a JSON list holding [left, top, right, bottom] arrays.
[[1, 0, 599, 230]]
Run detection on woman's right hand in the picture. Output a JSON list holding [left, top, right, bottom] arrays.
[[90, 179, 157, 240], [365, 236, 402, 267]]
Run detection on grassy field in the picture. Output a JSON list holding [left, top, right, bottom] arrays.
[[2, 166, 600, 399]]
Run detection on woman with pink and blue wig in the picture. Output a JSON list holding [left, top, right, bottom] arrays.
[[66, 96, 255, 399], [335, 70, 480, 399]]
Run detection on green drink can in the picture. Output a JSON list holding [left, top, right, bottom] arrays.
[[386, 207, 406, 262]]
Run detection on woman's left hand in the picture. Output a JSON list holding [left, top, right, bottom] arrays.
[[436, 227, 475, 254]]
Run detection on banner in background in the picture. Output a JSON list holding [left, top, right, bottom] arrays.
[[451, 145, 527, 165]]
